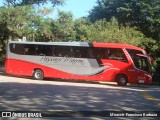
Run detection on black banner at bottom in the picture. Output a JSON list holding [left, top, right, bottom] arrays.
[[0, 111, 160, 118]]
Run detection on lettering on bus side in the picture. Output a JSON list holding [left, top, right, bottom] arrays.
[[64, 57, 85, 65], [40, 55, 62, 63], [40, 55, 85, 65]]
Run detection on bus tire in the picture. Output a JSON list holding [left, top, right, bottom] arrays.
[[116, 74, 128, 86], [33, 69, 44, 80]]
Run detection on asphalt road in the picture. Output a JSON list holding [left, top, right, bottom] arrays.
[[0, 66, 160, 120]]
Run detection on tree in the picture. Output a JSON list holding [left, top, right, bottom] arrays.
[[0, 0, 65, 52], [3, 0, 65, 7], [0, 6, 36, 40], [74, 18, 91, 41], [51, 10, 76, 41], [88, 0, 160, 41]]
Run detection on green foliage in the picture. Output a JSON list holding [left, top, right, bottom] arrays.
[[51, 10, 76, 41], [0, 5, 40, 40], [3, 0, 65, 7], [0, 6, 25, 39], [30, 17, 54, 42], [74, 18, 91, 41], [88, 0, 160, 41]]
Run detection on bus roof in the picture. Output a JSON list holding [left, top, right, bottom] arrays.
[[8, 41, 143, 51], [92, 42, 143, 50], [8, 41, 90, 47]]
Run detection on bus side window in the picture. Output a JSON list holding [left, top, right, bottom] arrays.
[[108, 48, 128, 62], [88, 48, 96, 58], [28, 45, 36, 55], [74, 47, 88, 58], [94, 48, 107, 59], [97, 49, 104, 58], [69, 47, 74, 57], [45, 46, 53, 56], [54, 47, 62, 57], [15, 44, 24, 55], [35, 45, 53, 56], [76, 49, 81, 58], [9, 44, 15, 53], [23, 48, 29, 55], [63, 47, 74, 57], [74, 48, 82, 58], [9, 43, 24, 55], [81, 47, 88, 58]]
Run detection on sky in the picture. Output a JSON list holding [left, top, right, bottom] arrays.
[[55, 0, 97, 19], [0, 0, 97, 19]]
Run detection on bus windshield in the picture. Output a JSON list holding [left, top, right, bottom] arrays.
[[126, 49, 152, 73], [134, 55, 152, 73]]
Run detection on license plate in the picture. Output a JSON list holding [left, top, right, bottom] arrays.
[[139, 80, 145, 83]]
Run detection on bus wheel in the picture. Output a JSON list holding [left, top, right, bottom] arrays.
[[116, 74, 128, 86], [33, 69, 44, 80]]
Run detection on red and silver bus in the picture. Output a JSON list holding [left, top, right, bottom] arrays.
[[5, 41, 152, 86]]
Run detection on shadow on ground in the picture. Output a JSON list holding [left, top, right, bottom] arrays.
[[0, 82, 159, 111]]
